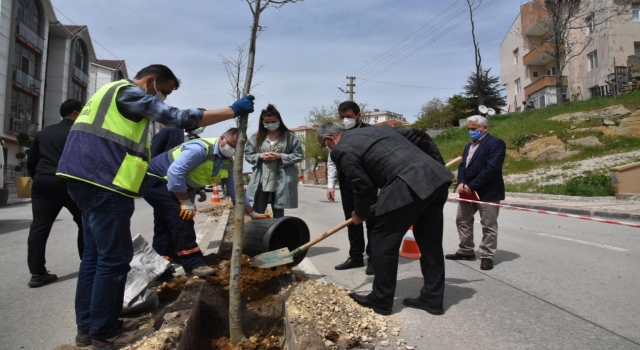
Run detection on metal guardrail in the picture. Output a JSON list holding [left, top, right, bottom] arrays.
[[4, 164, 26, 183], [16, 21, 44, 52], [12, 66, 41, 94], [73, 66, 89, 86]]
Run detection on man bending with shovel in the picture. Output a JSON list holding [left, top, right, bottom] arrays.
[[316, 122, 453, 315]]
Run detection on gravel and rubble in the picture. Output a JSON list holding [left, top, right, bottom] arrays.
[[286, 280, 415, 350], [504, 150, 640, 185]]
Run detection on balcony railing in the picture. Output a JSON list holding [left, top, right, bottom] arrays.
[[12, 66, 41, 95], [524, 75, 568, 97], [9, 116, 39, 137], [522, 42, 562, 66], [16, 21, 44, 53], [73, 66, 89, 86]]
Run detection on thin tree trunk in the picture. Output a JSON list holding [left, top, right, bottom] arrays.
[[466, 0, 483, 106], [229, 0, 262, 344]]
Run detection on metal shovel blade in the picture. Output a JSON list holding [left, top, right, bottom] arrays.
[[249, 247, 294, 268]]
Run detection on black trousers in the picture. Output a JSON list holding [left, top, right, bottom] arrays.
[[253, 183, 284, 218], [367, 182, 449, 308], [28, 174, 83, 275], [142, 176, 205, 272], [339, 175, 377, 261]]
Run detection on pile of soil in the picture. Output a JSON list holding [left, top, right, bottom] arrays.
[[199, 197, 234, 217], [197, 254, 292, 350], [286, 280, 410, 349]]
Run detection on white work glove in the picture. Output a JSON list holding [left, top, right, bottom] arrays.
[[249, 212, 272, 220], [179, 199, 195, 221]]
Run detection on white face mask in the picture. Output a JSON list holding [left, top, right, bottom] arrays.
[[190, 127, 205, 135], [219, 142, 235, 158], [263, 122, 280, 131], [149, 80, 166, 102], [342, 118, 357, 129]]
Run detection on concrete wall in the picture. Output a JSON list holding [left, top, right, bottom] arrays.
[[43, 36, 71, 128], [500, 12, 527, 112], [0, 0, 13, 139], [88, 64, 115, 97]]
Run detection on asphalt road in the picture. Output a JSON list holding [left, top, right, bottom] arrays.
[[0, 186, 639, 349]]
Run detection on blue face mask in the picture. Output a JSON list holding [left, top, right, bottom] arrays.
[[469, 130, 482, 140]]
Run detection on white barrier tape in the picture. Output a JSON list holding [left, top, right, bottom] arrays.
[[449, 196, 640, 229]]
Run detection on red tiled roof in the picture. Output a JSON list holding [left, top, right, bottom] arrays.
[[62, 25, 87, 35], [290, 126, 314, 131], [95, 60, 125, 70], [374, 120, 411, 127]]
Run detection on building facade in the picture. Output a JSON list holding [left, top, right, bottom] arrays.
[[500, 0, 640, 112], [1, 0, 128, 182], [361, 109, 407, 125]]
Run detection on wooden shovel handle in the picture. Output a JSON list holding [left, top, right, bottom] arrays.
[[445, 156, 463, 168], [298, 204, 377, 252]]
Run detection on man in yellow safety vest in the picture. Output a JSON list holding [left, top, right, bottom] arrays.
[[57, 64, 255, 349]]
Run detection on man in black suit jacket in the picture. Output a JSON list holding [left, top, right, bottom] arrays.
[[445, 115, 506, 271], [25, 99, 84, 288], [318, 122, 453, 315]]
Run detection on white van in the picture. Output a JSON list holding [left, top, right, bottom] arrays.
[[0, 139, 8, 206]]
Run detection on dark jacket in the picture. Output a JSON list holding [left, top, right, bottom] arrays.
[[396, 128, 445, 165], [150, 127, 186, 158], [331, 126, 454, 219], [27, 118, 75, 178], [457, 134, 506, 202]]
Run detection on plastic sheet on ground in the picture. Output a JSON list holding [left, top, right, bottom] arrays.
[[122, 234, 170, 312]]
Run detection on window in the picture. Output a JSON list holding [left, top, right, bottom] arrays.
[[71, 82, 85, 102], [515, 78, 522, 94], [74, 40, 87, 71], [586, 14, 595, 34], [546, 66, 557, 76], [17, 0, 41, 34], [633, 4, 639, 23], [10, 89, 37, 122], [539, 95, 546, 108], [513, 48, 519, 64], [588, 51, 598, 71], [635, 42, 640, 57]]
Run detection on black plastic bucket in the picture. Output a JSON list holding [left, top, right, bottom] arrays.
[[243, 216, 311, 267]]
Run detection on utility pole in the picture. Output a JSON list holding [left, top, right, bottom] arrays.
[[346, 76, 356, 101]]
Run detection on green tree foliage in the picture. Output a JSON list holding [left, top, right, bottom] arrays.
[[463, 68, 505, 114], [414, 97, 450, 130], [303, 102, 340, 182]]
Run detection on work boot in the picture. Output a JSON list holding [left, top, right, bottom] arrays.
[[91, 327, 154, 350], [28, 271, 57, 288], [191, 265, 217, 277], [334, 257, 364, 270]]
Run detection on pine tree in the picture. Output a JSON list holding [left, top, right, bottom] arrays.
[[463, 68, 505, 113]]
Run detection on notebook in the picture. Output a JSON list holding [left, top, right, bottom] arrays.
[[459, 191, 480, 201]]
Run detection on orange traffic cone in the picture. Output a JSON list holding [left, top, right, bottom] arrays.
[[210, 182, 222, 205], [399, 226, 421, 259]]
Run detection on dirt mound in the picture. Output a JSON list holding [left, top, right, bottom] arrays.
[[286, 280, 405, 349]]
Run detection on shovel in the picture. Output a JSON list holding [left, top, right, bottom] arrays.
[[249, 205, 377, 268]]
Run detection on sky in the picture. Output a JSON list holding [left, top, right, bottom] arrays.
[[52, 0, 523, 141]]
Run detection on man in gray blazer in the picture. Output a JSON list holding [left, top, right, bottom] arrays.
[[317, 122, 454, 315]]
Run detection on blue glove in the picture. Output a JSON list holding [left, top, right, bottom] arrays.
[[230, 95, 255, 117]]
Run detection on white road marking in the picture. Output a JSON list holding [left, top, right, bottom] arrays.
[[295, 258, 327, 283], [537, 233, 628, 252]]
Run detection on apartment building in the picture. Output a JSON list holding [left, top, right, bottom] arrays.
[[500, 0, 640, 112], [361, 109, 407, 125], [1, 0, 128, 180]]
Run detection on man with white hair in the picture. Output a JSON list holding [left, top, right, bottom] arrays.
[[446, 115, 506, 271]]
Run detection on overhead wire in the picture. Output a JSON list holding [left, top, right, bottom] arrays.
[[358, 0, 499, 86], [351, 0, 464, 78], [52, 5, 138, 74], [354, 1, 468, 80]]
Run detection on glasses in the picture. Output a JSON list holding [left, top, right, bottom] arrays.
[[322, 137, 331, 150]]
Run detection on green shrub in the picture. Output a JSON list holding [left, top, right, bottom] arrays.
[[565, 174, 612, 197]]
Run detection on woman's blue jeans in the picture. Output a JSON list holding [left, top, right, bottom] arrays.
[[67, 181, 134, 339]]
